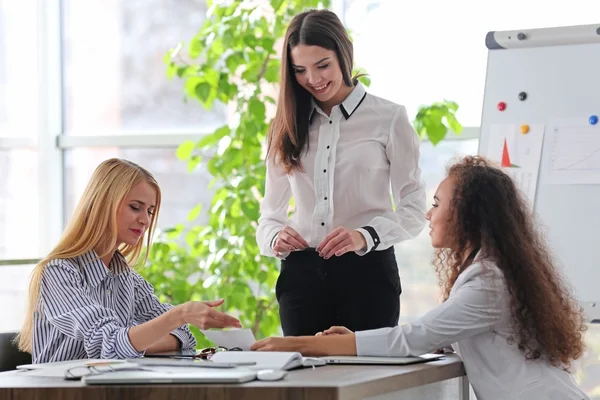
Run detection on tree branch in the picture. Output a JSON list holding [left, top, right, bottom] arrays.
[[256, 55, 271, 82], [252, 299, 266, 336]]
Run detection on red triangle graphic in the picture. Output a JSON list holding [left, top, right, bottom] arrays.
[[501, 138, 512, 167]]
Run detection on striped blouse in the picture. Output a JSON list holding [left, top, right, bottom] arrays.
[[32, 250, 196, 363]]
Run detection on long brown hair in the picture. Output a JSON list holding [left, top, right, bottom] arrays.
[[266, 9, 358, 173], [434, 155, 586, 369]]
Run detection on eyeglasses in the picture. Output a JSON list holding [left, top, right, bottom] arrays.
[[64, 362, 147, 381], [196, 346, 242, 360]]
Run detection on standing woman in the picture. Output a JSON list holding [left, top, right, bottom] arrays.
[[256, 9, 427, 336]]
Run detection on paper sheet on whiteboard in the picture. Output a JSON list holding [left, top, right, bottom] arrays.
[[544, 123, 600, 185], [482, 124, 545, 207]]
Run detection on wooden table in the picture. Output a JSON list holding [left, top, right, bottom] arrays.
[[0, 354, 469, 400]]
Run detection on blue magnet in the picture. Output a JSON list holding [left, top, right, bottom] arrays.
[[590, 115, 599, 125]]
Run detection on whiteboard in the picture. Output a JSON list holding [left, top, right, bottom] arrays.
[[478, 24, 600, 322]]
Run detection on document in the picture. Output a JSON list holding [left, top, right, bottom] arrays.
[[17, 359, 136, 378], [201, 328, 256, 351], [544, 121, 600, 184], [482, 123, 545, 208]]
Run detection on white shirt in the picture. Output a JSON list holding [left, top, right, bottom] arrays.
[[355, 256, 589, 400], [256, 83, 427, 258]]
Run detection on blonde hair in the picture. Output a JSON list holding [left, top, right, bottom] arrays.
[[16, 158, 161, 353]]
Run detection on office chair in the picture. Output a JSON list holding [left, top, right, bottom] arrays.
[[0, 331, 31, 371]]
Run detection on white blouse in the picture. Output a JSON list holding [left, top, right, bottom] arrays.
[[355, 257, 589, 400], [256, 83, 427, 258]]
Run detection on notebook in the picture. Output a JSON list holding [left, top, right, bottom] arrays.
[[82, 367, 256, 385], [210, 351, 326, 370], [320, 353, 444, 365]]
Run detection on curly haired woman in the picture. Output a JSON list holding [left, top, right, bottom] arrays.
[[252, 155, 589, 400]]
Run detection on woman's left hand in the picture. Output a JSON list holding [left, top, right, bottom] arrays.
[[251, 334, 357, 357], [317, 227, 367, 259], [251, 337, 301, 352]]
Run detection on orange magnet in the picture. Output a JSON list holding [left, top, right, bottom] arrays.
[[520, 124, 530, 134]]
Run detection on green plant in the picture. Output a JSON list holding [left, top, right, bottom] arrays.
[[142, 0, 463, 349], [413, 100, 463, 145], [144, 0, 332, 349]]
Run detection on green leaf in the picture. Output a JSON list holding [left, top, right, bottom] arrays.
[[226, 52, 244, 73], [241, 61, 262, 82], [446, 113, 463, 134], [243, 35, 258, 48], [248, 98, 266, 121], [212, 125, 231, 141], [176, 140, 195, 161], [176, 66, 189, 78], [260, 37, 275, 51], [272, 0, 284, 12], [358, 75, 371, 87], [240, 200, 259, 220], [265, 59, 280, 83], [195, 133, 220, 149], [425, 121, 448, 145], [187, 154, 203, 173], [166, 62, 177, 79], [188, 37, 203, 59], [204, 69, 219, 87], [194, 82, 212, 103], [187, 203, 203, 222]]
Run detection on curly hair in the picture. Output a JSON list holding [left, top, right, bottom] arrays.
[[433, 155, 586, 369]]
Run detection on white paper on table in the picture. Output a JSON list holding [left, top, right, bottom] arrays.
[[200, 328, 256, 351]]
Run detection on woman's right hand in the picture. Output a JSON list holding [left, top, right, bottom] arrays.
[[176, 299, 242, 330], [273, 226, 310, 256], [316, 326, 354, 336]]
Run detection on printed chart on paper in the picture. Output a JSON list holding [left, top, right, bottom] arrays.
[[546, 123, 600, 185], [483, 124, 545, 207]]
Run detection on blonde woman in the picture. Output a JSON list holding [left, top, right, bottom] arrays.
[[17, 158, 241, 363]]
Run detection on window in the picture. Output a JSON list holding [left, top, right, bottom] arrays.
[[0, 264, 34, 332], [344, 0, 600, 127], [0, 0, 39, 136], [0, 149, 40, 259], [61, 0, 226, 135], [64, 148, 213, 230]]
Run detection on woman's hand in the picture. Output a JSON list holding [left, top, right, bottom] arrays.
[[251, 336, 304, 353], [252, 332, 357, 357], [176, 299, 242, 330], [316, 326, 354, 336], [317, 227, 367, 259], [273, 226, 309, 256]]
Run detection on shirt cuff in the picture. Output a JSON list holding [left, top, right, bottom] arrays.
[[269, 231, 280, 249], [354, 228, 374, 256], [355, 328, 395, 357], [170, 327, 197, 350], [270, 231, 290, 259], [117, 327, 145, 359]]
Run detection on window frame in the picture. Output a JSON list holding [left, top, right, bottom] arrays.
[[0, 0, 479, 266]]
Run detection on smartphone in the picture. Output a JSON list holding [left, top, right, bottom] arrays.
[[144, 350, 199, 359]]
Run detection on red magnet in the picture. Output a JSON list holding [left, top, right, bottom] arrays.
[[497, 102, 506, 111]]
